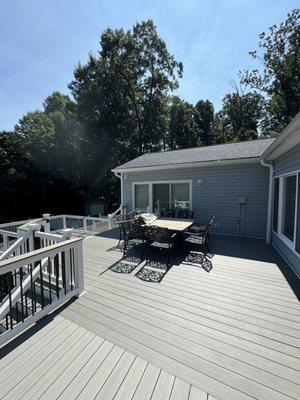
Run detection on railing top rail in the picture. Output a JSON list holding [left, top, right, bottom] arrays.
[[18, 218, 44, 231], [0, 237, 83, 274], [59, 214, 106, 221], [35, 231, 65, 241], [0, 235, 27, 262], [48, 214, 65, 219], [0, 229, 18, 237], [109, 205, 122, 219], [0, 219, 31, 229]]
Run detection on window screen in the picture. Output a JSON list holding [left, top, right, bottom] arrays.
[[282, 175, 296, 242], [273, 178, 279, 232], [296, 174, 300, 253]]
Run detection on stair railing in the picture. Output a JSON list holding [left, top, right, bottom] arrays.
[[0, 236, 84, 346]]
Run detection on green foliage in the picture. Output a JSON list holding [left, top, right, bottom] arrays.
[[1, 12, 298, 221], [240, 8, 300, 133], [70, 19, 182, 155], [212, 91, 265, 143], [195, 100, 214, 145]]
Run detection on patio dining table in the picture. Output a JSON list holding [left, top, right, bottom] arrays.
[[144, 217, 194, 232]]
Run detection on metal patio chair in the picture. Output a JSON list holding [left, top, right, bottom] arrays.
[[160, 209, 175, 218], [120, 218, 145, 256], [184, 215, 215, 253], [144, 226, 178, 267], [177, 209, 194, 219]]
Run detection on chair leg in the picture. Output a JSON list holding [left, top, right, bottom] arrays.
[[205, 237, 210, 254], [118, 228, 122, 247], [207, 232, 212, 245], [123, 238, 128, 256]]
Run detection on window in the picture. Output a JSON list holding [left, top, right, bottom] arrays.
[[274, 173, 300, 255], [134, 184, 149, 212], [296, 173, 300, 253], [133, 181, 191, 214], [153, 184, 169, 214], [281, 175, 297, 242], [171, 183, 190, 210], [273, 178, 279, 232]]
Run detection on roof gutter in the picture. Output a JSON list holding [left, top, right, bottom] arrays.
[[112, 156, 260, 174]]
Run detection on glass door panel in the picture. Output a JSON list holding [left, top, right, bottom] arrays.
[[153, 184, 170, 215], [171, 183, 190, 210], [134, 184, 150, 212]]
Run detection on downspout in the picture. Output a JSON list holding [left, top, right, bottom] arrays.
[[260, 159, 274, 243]]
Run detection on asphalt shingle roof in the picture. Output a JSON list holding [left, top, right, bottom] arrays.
[[114, 138, 275, 170]]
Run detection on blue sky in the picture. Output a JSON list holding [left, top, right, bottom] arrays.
[[0, 0, 298, 130]]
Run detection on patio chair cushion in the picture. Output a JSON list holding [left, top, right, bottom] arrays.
[[139, 213, 157, 225]]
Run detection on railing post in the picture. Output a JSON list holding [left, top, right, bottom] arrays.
[[26, 223, 40, 252], [108, 214, 113, 230], [83, 217, 87, 233], [60, 229, 73, 241], [42, 214, 51, 233], [74, 240, 84, 297], [3, 234, 8, 251], [63, 216, 67, 229]]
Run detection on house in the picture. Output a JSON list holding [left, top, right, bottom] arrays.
[[261, 113, 300, 276], [113, 113, 300, 275]]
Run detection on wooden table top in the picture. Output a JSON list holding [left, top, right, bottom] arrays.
[[146, 218, 194, 232]]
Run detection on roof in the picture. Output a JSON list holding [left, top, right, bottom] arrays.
[[261, 112, 300, 162], [113, 138, 276, 172]]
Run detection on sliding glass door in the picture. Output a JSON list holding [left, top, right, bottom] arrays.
[[153, 184, 169, 214], [133, 181, 191, 215]]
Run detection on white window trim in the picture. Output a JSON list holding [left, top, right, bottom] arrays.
[[272, 170, 300, 257], [132, 180, 193, 213]]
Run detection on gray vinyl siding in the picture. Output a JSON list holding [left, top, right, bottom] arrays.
[[271, 143, 300, 275], [122, 162, 269, 239], [274, 143, 300, 177]]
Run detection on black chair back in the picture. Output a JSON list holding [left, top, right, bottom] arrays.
[[160, 209, 175, 218], [177, 209, 194, 219], [144, 226, 173, 245], [205, 215, 215, 232]]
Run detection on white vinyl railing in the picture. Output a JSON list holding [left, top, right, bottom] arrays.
[[0, 208, 123, 344], [0, 237, 84, 346], [48, 214, 118, 234]]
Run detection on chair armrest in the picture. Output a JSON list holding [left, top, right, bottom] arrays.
[[116, 219, 136, 225], [185, 231, 204, 237]]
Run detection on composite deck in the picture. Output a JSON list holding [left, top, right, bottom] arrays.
[[1, 230, 300, 399]]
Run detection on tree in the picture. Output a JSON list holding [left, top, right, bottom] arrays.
[[15, 111, 55, 172], [167, 97, 201, 149], [240, 9, 300, 133], [195, 100, 214, 145], [70, 20, 182, 155], [212, 91, 265, 143], [69, 20, 182, 209]]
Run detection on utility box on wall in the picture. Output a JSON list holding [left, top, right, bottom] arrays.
[[237, 196, 247, 205]]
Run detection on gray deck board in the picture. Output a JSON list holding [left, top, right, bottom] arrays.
[[63, 233, 300, 400], [0, 231, 299, 400]]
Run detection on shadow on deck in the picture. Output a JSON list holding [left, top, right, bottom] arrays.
[[96, 228, 300, 300]]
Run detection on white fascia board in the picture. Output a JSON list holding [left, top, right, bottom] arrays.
[[112, 157, 260, 174], [261, 113, 300, 161]]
